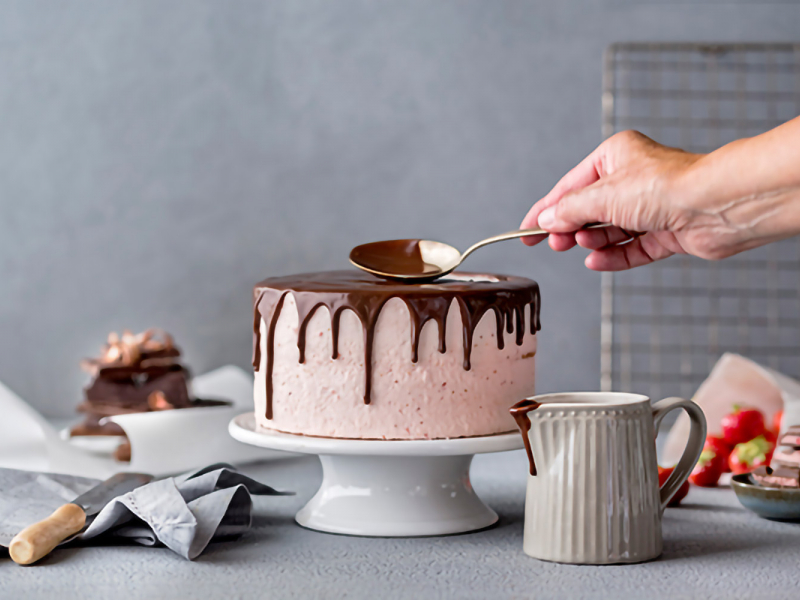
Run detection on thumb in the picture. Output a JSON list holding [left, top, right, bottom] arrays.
[[536, 183, 610, 233]]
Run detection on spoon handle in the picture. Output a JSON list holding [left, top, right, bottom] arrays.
[[459, 223, 611, 261]]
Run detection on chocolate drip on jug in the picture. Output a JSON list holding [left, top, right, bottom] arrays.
[[510, 398, 542, 476]]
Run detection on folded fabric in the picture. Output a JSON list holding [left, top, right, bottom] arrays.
[[0, 469, 97, 547], [0, 464, 292, 560]]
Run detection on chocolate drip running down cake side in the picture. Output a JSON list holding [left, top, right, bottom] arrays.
[[252, 271, 541, 440]]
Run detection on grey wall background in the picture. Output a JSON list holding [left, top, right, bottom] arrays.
[[1, 1, 799, 417]]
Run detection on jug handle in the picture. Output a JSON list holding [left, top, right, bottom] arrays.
[[652, 397, 707, 513]]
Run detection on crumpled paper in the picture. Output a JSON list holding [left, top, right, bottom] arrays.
[[0, 366, 290, 479], [663, 353, 800, 465], [0, 464, 292, 560]]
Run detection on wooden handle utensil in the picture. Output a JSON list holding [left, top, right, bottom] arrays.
[[9, 504, 86, 565], [8, 471, 152, 566]]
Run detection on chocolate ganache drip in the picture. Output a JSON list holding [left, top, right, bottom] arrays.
[[510, 398, 542, 476], [252, 270, 541, 420]]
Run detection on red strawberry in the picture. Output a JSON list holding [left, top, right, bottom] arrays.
[[728, 434, 775, 475], [658, 466, 689, 506], [721, 406, 765, 446], [773, 410, 783, 435], [763, 429, 777, 446], [690, 445, 725, 487], [704, 435, 732, 472]]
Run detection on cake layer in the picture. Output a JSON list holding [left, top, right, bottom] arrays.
[[253, 271, 539, 440]]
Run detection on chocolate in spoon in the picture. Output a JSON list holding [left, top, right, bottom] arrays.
[[349, 223, 612, 282]]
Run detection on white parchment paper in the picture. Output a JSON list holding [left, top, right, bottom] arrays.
[[0, 366, 290, 479]]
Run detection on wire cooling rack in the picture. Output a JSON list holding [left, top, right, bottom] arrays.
[[600, 43, 800, 400]]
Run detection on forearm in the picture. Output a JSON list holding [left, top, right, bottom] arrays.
[[678, 116, 800, 252]]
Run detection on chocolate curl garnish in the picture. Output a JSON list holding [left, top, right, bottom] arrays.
[[81, 328, 178, 374]]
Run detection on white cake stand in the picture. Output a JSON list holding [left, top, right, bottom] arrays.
[[229, 413, 523, 537]]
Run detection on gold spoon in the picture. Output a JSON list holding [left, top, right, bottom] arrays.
[[349, 223, 612, 282]]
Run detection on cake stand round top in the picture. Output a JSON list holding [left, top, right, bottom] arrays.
[[229, 412, 523, 456]]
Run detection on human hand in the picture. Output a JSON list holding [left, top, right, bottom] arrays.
[[523, 117, 800, 270], [521, 130, 705, 271]]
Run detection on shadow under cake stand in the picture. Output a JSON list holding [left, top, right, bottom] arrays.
[[229, 413, 523, 537]]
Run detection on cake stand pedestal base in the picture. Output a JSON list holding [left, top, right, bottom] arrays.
[[229, 413, 523, 537], [298, 454, 493, 536]]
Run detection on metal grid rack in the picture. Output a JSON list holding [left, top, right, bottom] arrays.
[[600, 43, 800, 401]]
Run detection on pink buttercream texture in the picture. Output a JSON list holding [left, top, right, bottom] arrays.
[[254, 294, 537, 439]]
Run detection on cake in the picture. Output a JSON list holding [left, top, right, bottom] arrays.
[[252, 270, 540, 439], [71, 329, 226, 460]]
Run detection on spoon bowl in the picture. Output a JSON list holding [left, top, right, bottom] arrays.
[[349, 224, 611, 283], [349, 239, 462, 282]]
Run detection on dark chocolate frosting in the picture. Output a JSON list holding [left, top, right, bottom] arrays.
[[253, 270, 541, 420]]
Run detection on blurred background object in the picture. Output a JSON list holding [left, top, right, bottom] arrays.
[[601, 43, 800, 401], [1, 1, 799, 417]]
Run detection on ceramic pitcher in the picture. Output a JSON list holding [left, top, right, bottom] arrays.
[[511, 392, 706, 565]]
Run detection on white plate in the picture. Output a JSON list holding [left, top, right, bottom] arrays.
[[59, 428, 122, 456]]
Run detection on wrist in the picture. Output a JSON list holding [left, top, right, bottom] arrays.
[[662, 150, 707, 229], [673, 136, 800, 247]]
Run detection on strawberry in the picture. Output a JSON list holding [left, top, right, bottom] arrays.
[[763, 428, 777, 446], [704, 435, 732, 472], [658, 466, 690, 506], [690, 445, 725, 487], [721, 406, 765, 446], [728, 434, 775, 475], [773, 410, 783, 435]]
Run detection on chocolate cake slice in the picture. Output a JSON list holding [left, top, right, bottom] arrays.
[[71, 330, 192, 438], [70, 330, 227, 452]]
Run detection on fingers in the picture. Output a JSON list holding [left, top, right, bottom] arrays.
[[584, 234, 675, 271], [548, 233, 578, 252], [537, 182, 609, 233], [519, 232, 549, 246], [574, 226, 635, 250], [542, 227, 639, 254], [537, 149, 604, 209], [520, 146, 605, 245]]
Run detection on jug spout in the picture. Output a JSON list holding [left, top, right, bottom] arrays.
[[510, 398, 541, 476]]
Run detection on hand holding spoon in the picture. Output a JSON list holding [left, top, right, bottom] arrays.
[[349, 223, 612, 282]]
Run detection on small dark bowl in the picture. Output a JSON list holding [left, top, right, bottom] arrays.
[[730, 473, 800, 521]]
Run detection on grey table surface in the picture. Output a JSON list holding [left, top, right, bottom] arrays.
[[2, 449, 799, 600]]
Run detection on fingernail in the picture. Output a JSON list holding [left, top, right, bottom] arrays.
[[538, 207, 555, 228]]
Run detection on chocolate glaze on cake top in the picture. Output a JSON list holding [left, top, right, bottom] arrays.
[[252, 270, 541, 420]]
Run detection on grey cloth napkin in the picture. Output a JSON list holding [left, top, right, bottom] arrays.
[[0, 464, 292, 560]]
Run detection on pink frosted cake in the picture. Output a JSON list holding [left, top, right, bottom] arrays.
[[252, 270, 540, 439]]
